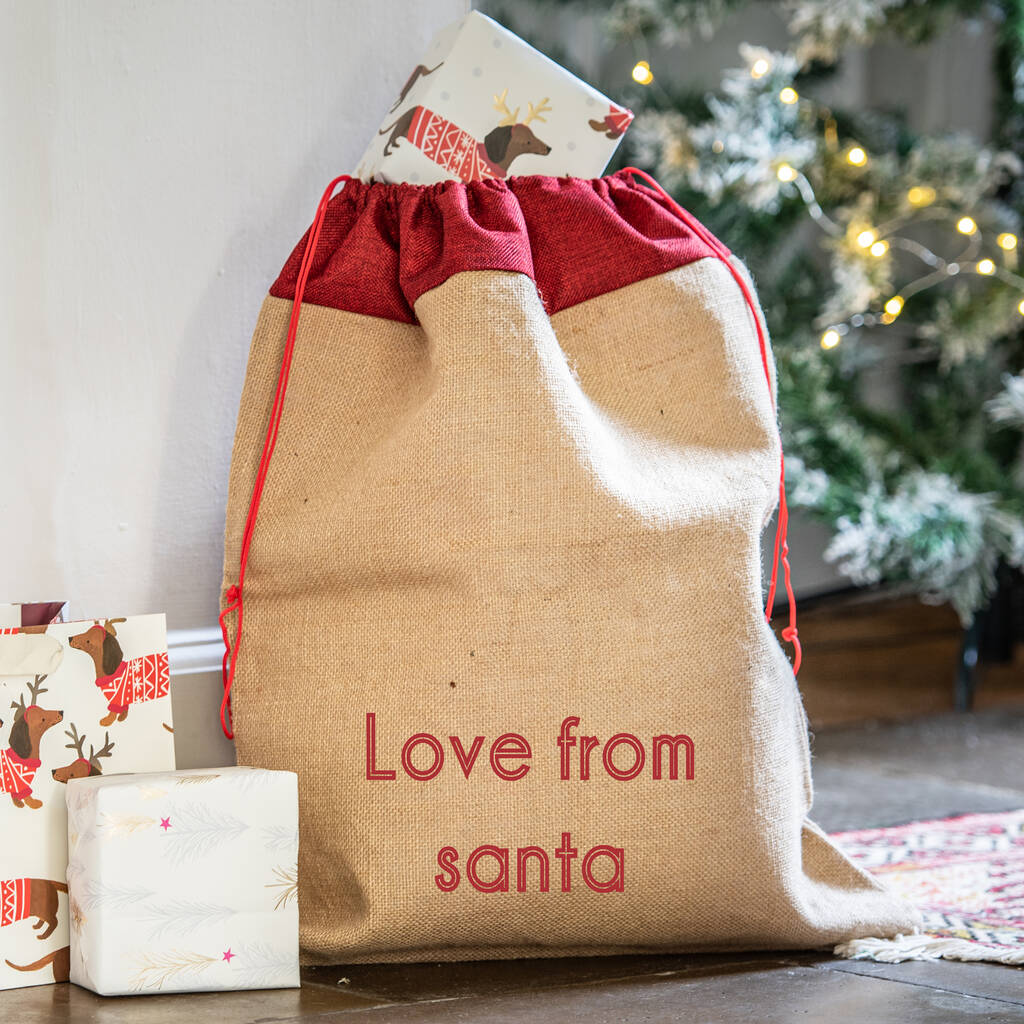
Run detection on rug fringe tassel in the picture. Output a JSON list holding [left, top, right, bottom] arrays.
[[834, 933, 1024, 966]]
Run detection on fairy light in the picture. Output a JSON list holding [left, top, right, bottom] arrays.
[[770, 133, 1024, 346], [907, 185, 936, 207], [750, 58, 771, 79], [824, 117, 839, 151], [779, 87, 798, 105], [632, 60, 653, 85], [712, 139, 725, 153]]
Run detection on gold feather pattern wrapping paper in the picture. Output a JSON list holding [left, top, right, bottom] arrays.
[[66, 766, 299, 995]]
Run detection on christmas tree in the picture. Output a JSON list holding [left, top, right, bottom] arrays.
[[484, 0, 1024, 626]]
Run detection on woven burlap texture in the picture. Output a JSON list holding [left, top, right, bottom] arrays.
[[223, 262, 921, 963]]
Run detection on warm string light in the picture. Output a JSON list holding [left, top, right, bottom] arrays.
[[683, 61, 1024, 344], [907, 186, 937, 207], [631, 60, 653, 85], [750, 57, 771, 79], [793, 177, 1024, 342], [824, 117, 839, 151]]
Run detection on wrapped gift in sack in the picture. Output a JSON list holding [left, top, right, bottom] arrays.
[[219, 167, 921, 964], [66, 767, 299, 996], [0, 603, 68, 632], [0, 613, 174, 991], [355, 11, 632, 184]]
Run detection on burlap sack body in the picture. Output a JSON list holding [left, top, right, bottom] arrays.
[[222, 171, 920, 963]]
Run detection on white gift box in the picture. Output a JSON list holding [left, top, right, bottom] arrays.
[[355, 11, 633, 184], [66, 766, 299, 996]]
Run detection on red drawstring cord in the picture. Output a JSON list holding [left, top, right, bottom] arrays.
[[621, 167, 801, 674], [219, 174, 355, 738], [220, 169, 801, 740]]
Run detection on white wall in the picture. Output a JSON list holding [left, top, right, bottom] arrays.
[[0, 0, 467, 765]]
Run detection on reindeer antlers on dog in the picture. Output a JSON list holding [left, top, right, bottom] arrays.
[[89, 732, 115, 771], [493, 88, 520, 127], [11, 675, 49, 718], [64, 722, 88, 760], [493, 90, 552, 127], [524, 97, 552, 125], [64, 723, 115, 771], [101, 617, 127, 636]]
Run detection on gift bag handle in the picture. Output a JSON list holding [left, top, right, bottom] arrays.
[[219, 170, 801, 740]]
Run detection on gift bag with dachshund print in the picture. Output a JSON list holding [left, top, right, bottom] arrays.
[[220, 169, 920, 964], [0, 613, 174, 990]]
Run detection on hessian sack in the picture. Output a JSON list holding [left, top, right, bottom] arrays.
[[219, 169, 921, 963]]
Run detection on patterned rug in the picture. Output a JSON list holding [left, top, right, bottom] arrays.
[[831, 809, 1024, 964]]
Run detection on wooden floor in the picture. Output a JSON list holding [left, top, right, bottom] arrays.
[[9, 948, 1022, 1022], [4, 595, 1023, 1021]]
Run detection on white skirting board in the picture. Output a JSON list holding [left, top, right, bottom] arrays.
[[167, 626, 237, 769]]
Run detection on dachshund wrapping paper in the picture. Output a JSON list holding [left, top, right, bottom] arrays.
[[66, 767, 299, 995], [354, 11, 632, 185], [221, 170, 920, 964], [0, 613, 174, 991]]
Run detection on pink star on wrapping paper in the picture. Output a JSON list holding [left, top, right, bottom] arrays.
[[222, 949, 235, 962], [160, 817, 171, 831]]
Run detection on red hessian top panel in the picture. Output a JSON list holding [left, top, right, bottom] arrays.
[[269, 170, 721, 324]]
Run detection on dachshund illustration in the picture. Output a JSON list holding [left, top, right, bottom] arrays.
[[1, 878, 67, 941], [68, 619, 169, 727], [51, 723, 115, 783], [5, 946, 70, 983], [379, 89, 552, 181], [588, 103, 634, 140], [388, 61, 444, 113], [1, 676, 62, 809]]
